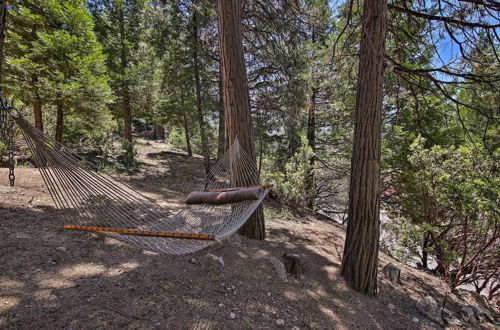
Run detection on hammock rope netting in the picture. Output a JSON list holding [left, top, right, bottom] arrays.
[[0, 97, 270, 255]]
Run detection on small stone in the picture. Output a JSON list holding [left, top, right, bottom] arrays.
[[445, 316, 462, 327], [229, 312, 236, 319], [460, 306, 476, 323], [276, 319, 285, 327], [470, 305, 494, 323], [412, 317, 419, 323], [226, 234, 242, 245], [217, 257, 225, 266], [416, 296, 442, 324], [189, 257, 197, 264], [56, 246, 66, 252], [292, 327, 301, 330], [268, 257, 288, 282], [218, 303, 224, 307], [267, 292, 271, 297], [443, 309, 461, 327]]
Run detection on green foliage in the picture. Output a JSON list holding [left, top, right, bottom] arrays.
[[384, 135, 499, 292], [168, 128, 187, 151], [120, 138, 138, 172], [2, 0, 115, 147], [262, 135, 313, 205]]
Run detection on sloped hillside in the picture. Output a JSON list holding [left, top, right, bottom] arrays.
[[0, 139, 497, 329]]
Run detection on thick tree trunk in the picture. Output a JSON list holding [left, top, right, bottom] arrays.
[[217, 69, 225, 159], [305, 88, 316, 208], [55, 104, 64, 143], [340, 0, 387, 297], [192, 7, 210, 174], [217, 0, 265, 239]]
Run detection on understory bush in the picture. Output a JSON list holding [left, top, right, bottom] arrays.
[[384, 136, 499, 299]]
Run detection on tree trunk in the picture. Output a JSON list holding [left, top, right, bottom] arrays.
[[192, 6, 210, 174], [55, 104, 64, 143], [153, 123, 165, 140], [119, 5, 132, 144], [181, 93, 193, 157], [0, 1, 7, 82], [217, 0, 265, 240], [340, 0, 387, 297], [421, 232, 430, 269], [305, 88, 316, 208], [33, 99, 43, 132], [217, 68, 225, 159]]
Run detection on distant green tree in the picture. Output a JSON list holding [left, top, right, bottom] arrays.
[[3, 0, 114, 146], [88, 0, 148, 168]]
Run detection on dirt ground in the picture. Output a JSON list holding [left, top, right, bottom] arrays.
[[0, 139, 497, 329]]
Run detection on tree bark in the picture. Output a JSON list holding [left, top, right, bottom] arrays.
[[33, 99, 43, 132], [217, 0, 265, 239], [340, 0, 387, 297], [192, 6, 210, 174], [119, 5, 132, 144], [0, 1, 7, 82], [55, 103, 64, 143], [153, 123, 165, 140], [306, 88, 316, 208], [181, 92, 193, 157], [421, 232, 430, 269], [217, 68, 225, 159]]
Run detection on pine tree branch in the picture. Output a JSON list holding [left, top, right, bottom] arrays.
[[388, 4, 500, 29]]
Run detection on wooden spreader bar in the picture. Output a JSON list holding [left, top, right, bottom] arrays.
[[64, 225, 215, 240]]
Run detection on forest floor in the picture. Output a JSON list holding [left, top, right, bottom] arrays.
[[0, 138, 498, 329]]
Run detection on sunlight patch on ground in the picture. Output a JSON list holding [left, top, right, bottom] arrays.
[[59, 263, 107, 278], [190, 319, 216, 330], [34, 289, 56, 301], [283, 290, 300, 301], [237, 251, 250, 259], [0, 296, 20, 312], [0, 278, 24, 291], [103, 237, 129, 247], [105, 262, 140, 277], [322, 265, 339, 281], [318, 303, 343, 327], [38, 277, 74, 289]]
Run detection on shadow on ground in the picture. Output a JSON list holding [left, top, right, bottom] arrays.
[[0, 198, 460, 329], [0, 146, 488, 329]]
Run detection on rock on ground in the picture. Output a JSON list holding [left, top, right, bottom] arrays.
[[382, 263, 401, 284], [416, 296, 442, 325], [268, 256, 288, 282]]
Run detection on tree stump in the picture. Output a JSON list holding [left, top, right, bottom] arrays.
[[283, 254, 302, 279]]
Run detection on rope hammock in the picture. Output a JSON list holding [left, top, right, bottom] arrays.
[[0, 98, 270, 255]]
